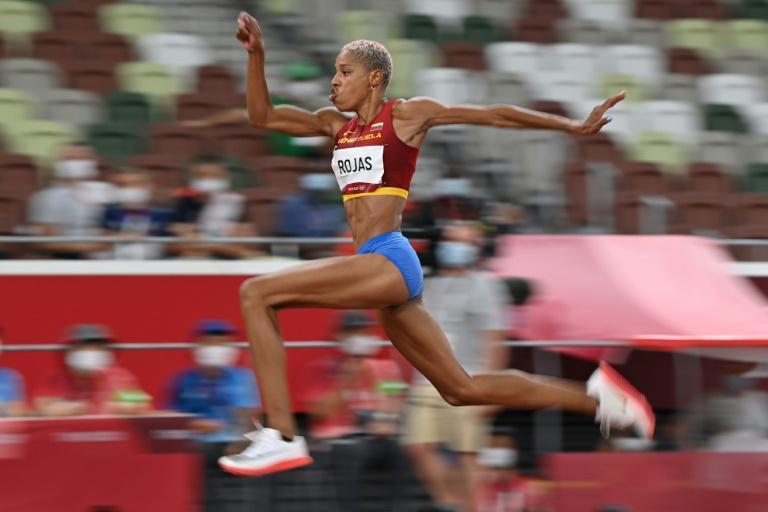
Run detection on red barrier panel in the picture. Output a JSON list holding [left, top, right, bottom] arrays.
[[0, 414, 199, 512], [0, 271, 365, 410], [545, 452, 768, 512]]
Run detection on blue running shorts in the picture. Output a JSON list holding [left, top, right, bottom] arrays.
[[357, 231, 424, 301]]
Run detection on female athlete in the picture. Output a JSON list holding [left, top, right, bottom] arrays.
[[219, 12, 654, 477]]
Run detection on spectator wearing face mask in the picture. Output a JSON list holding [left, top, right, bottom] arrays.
[[274, 172, 346, 258], [101, 168, 172, 260], [26, 144, 114, 258], [404, 221, 509, 512], [167, 320, 262, 512], [475, 427, 553, 512], [167, 320, 261, 443], [171, 158, 258, 259], [35, 324, 151, 416], [0, 327, 26, 417]]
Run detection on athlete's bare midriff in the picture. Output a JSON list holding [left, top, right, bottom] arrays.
[[344, 194, 406, 249]]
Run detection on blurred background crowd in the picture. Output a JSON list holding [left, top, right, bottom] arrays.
[[2, 0, 768, 510], [3, 0, 768, 260]]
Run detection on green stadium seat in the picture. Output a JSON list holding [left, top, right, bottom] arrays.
[[0, 88, 35, 134], [260, 0, 300, 16], [106, 91, 153, 127], [88, 122, 145, 161], [599, 73, 649, 102], [340, 10, 395, 44], [704, 104, 750, 133], [99, 3, 162, 39], [6, 120, 75, 168], [739, 0, 768, 21], [403, 14, 439, 42], [631, 131, 689, 175], [665, 19, 720, 58], [722, 20, 768, 56], [462, 15, 499, 45], [386, 39, 437, 98], [116, 62, 181, 110], [0, 0, 49, 50], [745, 162, 768, 192]]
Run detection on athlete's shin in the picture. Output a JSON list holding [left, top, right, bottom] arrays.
[[471, 371, 598, 415], [240, 278, 297, 437]]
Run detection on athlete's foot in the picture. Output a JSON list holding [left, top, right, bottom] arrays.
[[218, 426, 313, 477], [587, 361, 655, 440]]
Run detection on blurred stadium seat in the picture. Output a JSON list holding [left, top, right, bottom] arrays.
[[7, 119, 75, 168]]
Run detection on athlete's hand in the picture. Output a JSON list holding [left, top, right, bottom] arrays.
[[575, 90, 625, 135], [236, 11, 263, 53]]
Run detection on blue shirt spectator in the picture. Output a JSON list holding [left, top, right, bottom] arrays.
[[102, 169, 172, 259], [274, 173, 346, 238], [0, 368, 24, 416], [168, 320, 261, 442]]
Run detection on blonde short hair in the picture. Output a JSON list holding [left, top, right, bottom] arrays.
[[341, 40, 393, 88]]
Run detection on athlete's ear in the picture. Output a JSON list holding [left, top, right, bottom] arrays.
[[368, 69, 384, 89]]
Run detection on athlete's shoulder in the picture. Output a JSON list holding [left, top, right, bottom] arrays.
[[317, 107, 353, 138], [393, 97, 445, 116]]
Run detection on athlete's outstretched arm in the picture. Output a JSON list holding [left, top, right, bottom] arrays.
[[395, 92, 625, 142], [237, 12, 347, 137]]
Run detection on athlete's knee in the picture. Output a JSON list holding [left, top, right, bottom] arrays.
[[239, 276, 269, 306]]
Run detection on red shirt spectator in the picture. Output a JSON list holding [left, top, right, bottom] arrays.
[[34, 324, 151, 416], [37, 366, 145, 415]]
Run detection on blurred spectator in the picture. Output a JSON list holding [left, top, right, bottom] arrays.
[[405, 221, 509, 512], [35, 324, 151, 416], [168, 319, 260, 442], [0, 328, 25, 417], [102, 168, 173, 259], [167, 320, 261, 512], [274, 173, 345, 237], [406, 178, 484, 234], [305, 310, 408, 510], [171, 158, 258, 259], [475, 426, 553, 512], [684, 371, 768, 451], [26, 144, 113, 258]]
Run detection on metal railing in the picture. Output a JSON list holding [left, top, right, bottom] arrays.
[[0, 235, 766, 246], [1, 339, 758, 352]]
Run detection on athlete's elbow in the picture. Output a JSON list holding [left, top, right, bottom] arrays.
[[248, 115, 268, 128]]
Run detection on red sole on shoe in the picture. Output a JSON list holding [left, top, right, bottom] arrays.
[[599, 361, 656, 439], [220, 456, 314, 477]]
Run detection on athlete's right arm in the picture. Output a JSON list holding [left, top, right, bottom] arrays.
[[238, 12, 347, 138]]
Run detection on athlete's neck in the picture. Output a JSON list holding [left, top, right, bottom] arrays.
[[355, 95, 386, 125]]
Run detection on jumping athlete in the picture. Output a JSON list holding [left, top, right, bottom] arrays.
[[218, 12, 655, 477]]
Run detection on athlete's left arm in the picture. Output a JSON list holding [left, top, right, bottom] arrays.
[[399, 91, 625, 136]]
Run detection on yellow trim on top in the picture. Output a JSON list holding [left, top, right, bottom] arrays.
[[342, 187, 409, 201]]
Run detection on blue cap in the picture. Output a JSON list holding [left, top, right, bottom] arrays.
[[195, 319, 237, 336]]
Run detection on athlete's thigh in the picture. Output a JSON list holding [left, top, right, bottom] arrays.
[[378, 302, 472, 394], [251, 253, 409, 309]]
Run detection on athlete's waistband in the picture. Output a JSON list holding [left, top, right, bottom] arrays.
[[342, 186, 408, 202]]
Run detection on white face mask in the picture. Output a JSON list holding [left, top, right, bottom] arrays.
[[339, 334, 380, 357], [191, 178, 229, 194], [117, 187, 151, 206], [436, 241, 479, 268], [54, 159, 97, 181], [194, 344, 238, 368], [66, 349, 114, 373], [478, 447, 518, 468]]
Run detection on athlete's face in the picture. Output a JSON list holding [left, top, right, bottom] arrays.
[[330, 51, 374, 111]]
